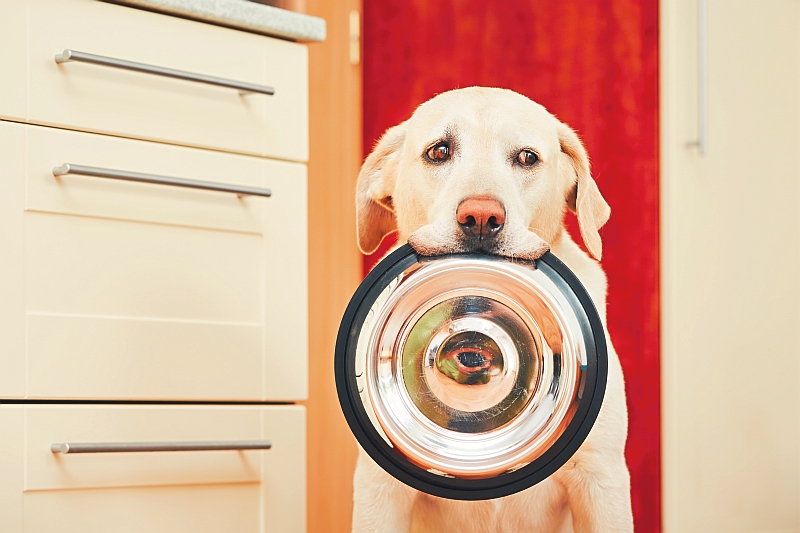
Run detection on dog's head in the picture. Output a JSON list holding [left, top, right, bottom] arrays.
[[356, 87, 610, 260]]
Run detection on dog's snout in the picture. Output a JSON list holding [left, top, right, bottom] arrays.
[[457, 196, 506, 239]]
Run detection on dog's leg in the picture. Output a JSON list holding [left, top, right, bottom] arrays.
[[352, 448, 418, 533], [555, 349, 634, 533], [558, 451, 633, 533]]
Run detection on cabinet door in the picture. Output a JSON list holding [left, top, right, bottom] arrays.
[[0, 121, 307, 401], [661, 1, 800, 531], [0, 404, 306, 533]]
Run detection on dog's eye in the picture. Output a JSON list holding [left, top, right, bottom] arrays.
[[517, 150, 539, 167], [426, 142, 450, 163]]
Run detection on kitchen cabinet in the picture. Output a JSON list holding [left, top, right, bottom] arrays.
[[0, 0, 312, 530]]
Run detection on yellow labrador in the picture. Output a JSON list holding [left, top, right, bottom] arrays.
[[354, 87, 633, 533]]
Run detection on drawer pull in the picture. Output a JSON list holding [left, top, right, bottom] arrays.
[[55, 49, 275, 96], [53, 163, 272, 198], [51, 440, 273, 454]]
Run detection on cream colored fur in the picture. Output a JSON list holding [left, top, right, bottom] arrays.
[[353, 87, 633, 533]]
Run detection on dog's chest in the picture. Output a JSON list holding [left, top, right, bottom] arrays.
[[411, 478, 570, 533]]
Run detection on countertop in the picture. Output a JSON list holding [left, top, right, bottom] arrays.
[[105, 0, 326, 42]]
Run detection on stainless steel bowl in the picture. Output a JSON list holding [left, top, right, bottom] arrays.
[[335, 245, 607, 500]]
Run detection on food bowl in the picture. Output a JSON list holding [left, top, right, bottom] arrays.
[[334, 244, 607, 500]]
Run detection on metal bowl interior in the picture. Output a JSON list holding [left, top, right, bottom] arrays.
[[335, 245, 606, 499], [354, 255, 588, 479]]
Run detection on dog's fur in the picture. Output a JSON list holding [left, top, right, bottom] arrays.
[[353, 87, 633, 533]]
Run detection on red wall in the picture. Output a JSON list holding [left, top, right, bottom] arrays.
[[362, 1, 660, 531]]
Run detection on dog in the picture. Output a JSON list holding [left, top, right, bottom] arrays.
[[352, 87, 633, 533]]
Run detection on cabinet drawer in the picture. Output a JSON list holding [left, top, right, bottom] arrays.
[[4, 0, 308, 161], [0, 121, 308, 401], [0, 405, 306, 533]]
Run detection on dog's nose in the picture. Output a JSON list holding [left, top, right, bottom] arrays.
[[456, 196, 506, 238]]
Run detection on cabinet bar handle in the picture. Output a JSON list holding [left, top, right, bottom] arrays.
[[55, 49, 275, 96], [687, 0, 708, 154], [697, 0, 707, 155], [51, 440, 272, 454], [53, 163, 272, 198]]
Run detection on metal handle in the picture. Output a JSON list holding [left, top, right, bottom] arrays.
[[51, 440, 272, 454], [53, 163, 272, 198], [688, 0, 708, 155], [55, 49, 275, 96]]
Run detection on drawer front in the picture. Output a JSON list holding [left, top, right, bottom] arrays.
[[20, 0, 308, 161], [0, 121, 308, 401], [0, 404, 306, 533]]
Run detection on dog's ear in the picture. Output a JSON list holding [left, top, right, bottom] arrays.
[[558, 122, 611, 261], [356, 121, 407, 254]]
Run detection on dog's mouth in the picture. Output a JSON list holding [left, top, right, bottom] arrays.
[[460, 234, 500, 254], [407, 225, 550, 261]]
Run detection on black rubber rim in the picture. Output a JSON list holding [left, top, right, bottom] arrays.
[[334, 244, 608, 500]]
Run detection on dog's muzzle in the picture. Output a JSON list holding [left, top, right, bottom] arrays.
[[334, 245, 608, 500]]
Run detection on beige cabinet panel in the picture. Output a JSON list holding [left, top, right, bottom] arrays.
[[26, 312, 263, 399], [0, 122, 26, 398], [661, 0, 800, 531], [0, 122, 308, 401], [0, 408, 23, 532], [0, 2, 26, 120], [0, 404, 306, 533], [24, 214, 264, 323], [24, 485, 261, 533], [23, 0, 308, 161]]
